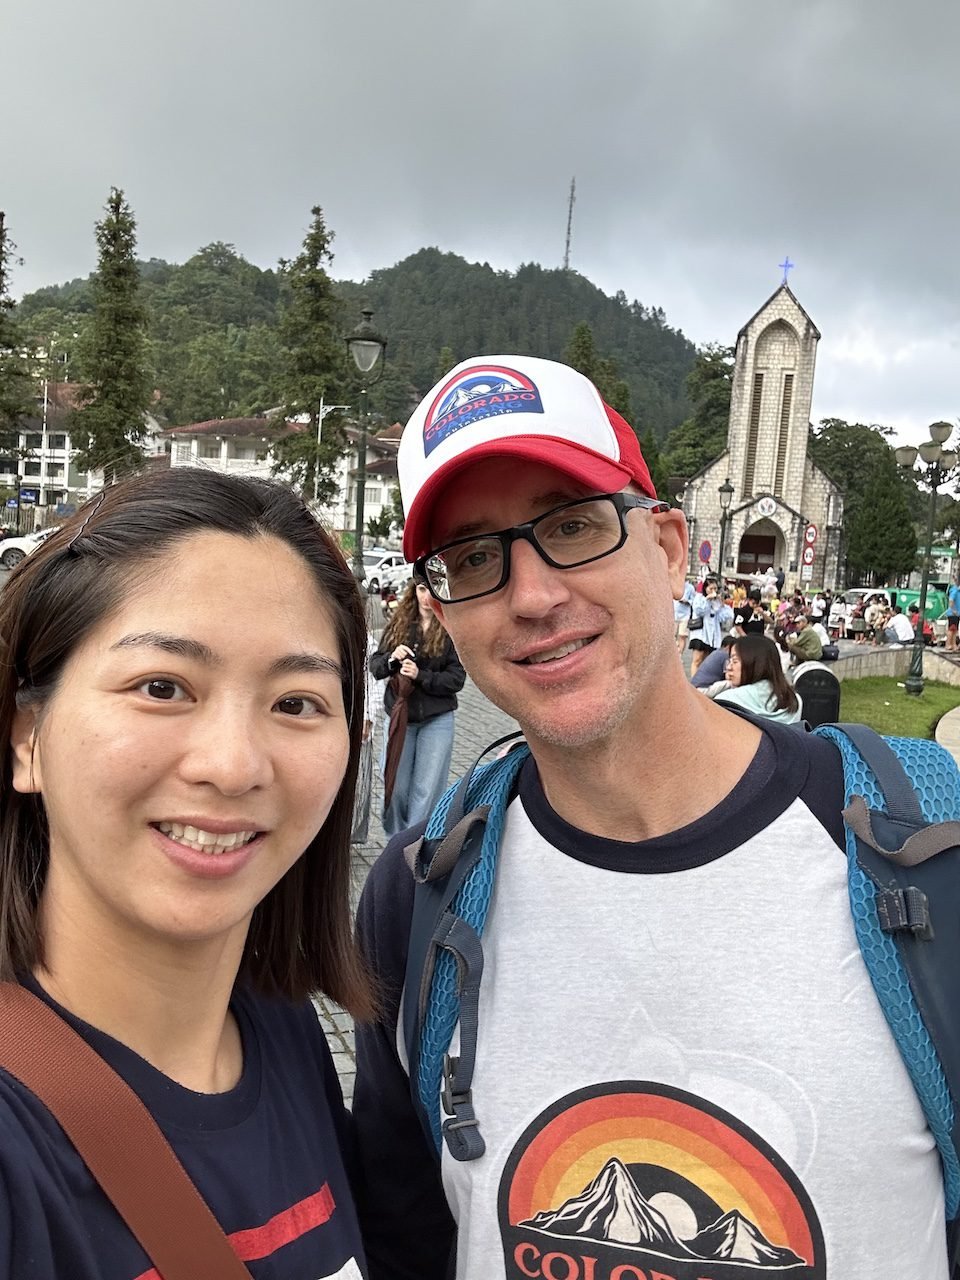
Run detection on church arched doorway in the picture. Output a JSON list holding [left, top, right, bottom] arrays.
[[735, 518, 787, 578]]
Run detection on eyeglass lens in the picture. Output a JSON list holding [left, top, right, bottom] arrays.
[[425, 496, 627, 602]]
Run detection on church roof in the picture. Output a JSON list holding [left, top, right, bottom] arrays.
[[737, 283, 821, 341]]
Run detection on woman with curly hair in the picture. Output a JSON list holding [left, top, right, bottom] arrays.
[[369, 577, 466, 835]]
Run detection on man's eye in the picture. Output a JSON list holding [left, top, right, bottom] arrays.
[[274, 696, 323, 718], [137, 678, 186, 701], [557, 518, 590, 537]]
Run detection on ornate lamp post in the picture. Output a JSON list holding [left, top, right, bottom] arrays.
[[717, 477, 735, 579], [345, 307, 387, 582], [895, 421, 957, 696]]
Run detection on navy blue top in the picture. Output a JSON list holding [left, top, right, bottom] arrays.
[[0, 981, 366, 1279]]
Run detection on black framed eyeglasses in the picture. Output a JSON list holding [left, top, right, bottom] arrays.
[[415, 492, 669, 604]]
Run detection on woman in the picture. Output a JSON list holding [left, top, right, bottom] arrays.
[[0, 470, 372, 1278], [689, 577, 734, 675], [370, 577, 465, 837], [713, 633, 804, 725]]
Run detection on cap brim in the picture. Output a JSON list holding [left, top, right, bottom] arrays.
[[402, 436, 635, 561]]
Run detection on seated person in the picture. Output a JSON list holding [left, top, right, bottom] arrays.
[[690, 634, 737, 689], [883, 605, 915, 645], [786, 613, 823, 665], [713, 634, 804, 725]]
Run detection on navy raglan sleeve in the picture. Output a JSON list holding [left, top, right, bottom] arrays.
[[353, 832, 456, 1280]]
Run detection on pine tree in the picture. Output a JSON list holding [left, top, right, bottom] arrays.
[[434, 346, 456, 381], [0, 213, 35, 461], [271, 206, 351, 502], [70, 189, 152, 480], [845, 465, 918, 584], [564, 321, 598, 381]]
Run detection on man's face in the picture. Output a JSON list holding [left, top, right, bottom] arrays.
[[796, 615, 808, 629], [426, 457, 688, 751]]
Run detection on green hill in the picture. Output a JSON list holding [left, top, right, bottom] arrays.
[[15, 243, 696, 436]]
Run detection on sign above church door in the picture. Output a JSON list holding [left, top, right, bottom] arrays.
[[755, 497, 777, 518]]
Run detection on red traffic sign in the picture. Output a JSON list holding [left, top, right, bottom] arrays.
[[802, 545, 815, 566], [698, 540, 712, 564], [804, 523, 818, 545]]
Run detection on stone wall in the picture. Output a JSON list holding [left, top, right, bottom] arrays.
[[827, 647, 960, 686]]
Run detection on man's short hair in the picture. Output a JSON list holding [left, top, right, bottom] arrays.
[[720, 635, 736, 649]]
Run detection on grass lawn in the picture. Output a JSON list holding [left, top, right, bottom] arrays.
[[837, 677, 960, 738]]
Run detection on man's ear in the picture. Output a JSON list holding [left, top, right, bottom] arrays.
[[10, 705, 42, 795], [655, 508, 690, 596]]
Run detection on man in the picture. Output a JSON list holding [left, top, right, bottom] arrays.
[[774, 564, 786, 595], [353, 356, 948, 1278], [947, 578, 960, 652], [883, 604, 915, 645], [690, 632, 736, 688], [732, 586, 767, 636], [786, 612, 823, 665]]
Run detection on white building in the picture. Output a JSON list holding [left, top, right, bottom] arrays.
[[167, 416, 403, 548], [3, 382, 168, 528]]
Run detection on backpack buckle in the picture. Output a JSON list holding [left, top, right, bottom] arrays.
[[441, 1052, 471, 1117], [877, 886, 934, 940], [441, 1052, 485, 1161]]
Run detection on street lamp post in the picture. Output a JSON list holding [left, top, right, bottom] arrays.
[[345, 308, 387, 582], [717, 477, 735, 580], [895, 421, 958, 696]]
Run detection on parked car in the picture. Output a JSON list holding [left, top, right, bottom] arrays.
[[360, 549, 407, 594], [0, 526, 58, 569]]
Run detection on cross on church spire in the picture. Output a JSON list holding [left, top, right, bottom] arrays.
[[779, 256, 795, 285]]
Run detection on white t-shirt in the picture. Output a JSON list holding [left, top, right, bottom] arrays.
[[434, 734, 946, 1279], [888, 613, 915, 643]]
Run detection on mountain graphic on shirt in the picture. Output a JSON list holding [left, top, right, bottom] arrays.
[[522, 1157, 694, 1255], [691, 1209, 805, 1266], [521, 1157, 806, 1268]]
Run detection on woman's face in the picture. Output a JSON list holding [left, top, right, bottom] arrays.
[[11, 531, 350, 960], [724, 649, 743, 686]]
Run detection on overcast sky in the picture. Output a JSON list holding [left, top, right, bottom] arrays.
[[4, 0, 958, 445]]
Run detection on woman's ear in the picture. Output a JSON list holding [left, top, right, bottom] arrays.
[[10, 705, 42, 795]]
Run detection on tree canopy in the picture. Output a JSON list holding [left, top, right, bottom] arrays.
[[17, 245, 697, 442], [0, 212, 34, 459], [659, 343, 734, 481]]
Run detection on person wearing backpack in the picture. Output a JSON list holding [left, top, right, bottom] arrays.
[[352, 355, 955, 1280]]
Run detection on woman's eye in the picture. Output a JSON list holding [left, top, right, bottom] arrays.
[[138, 678, 187, 702], [274, 695, 324, 718]]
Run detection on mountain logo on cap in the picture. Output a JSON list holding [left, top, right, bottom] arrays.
[[423, 363, 543, 457]]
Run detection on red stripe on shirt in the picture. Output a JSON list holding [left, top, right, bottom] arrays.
[[133, 1183, 335, 1279]]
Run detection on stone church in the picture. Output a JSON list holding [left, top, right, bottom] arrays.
[[680, 283, 844, 589]]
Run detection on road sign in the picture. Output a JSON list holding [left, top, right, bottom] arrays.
[[4, 499, 16, 509], [804, 523, 818, 545], [802, 545, 815, 566], [19, 489, 38, 505], [698, 540, 712, 564], [800, 562, 814, 581]]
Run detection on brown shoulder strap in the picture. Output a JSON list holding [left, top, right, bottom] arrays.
[[0, 983, 250, 1279]]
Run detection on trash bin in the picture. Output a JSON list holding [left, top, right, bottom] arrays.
[[794, 665, 841, 728]]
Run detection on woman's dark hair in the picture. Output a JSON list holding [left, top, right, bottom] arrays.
[[731, 634, 799, 714], [0, 469, 375, 1017], [381, 577, 448, 658]]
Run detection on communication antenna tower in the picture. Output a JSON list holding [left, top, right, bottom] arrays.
[[563, 177, 576, 271]]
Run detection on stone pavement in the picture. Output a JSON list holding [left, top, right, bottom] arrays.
[[316, 660, 518, 1106]]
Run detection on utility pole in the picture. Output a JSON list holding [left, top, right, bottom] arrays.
[[313, 397, 349, 504], [563, 177, 576, 271]]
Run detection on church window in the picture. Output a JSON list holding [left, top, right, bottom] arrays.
[[773, 373, 794, 496], [743, 373, 763, 496]]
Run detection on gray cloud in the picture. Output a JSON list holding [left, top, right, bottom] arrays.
[[4, 0, 958, 439]]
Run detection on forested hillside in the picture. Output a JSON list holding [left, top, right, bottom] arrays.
[[16, 244, 696, 437]]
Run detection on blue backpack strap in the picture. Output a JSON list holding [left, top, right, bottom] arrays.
[[815, 723, 960, 1252], [401, 734, 529, 1162]]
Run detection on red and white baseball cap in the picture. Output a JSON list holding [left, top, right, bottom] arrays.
[[398, 355, 657, 561]]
